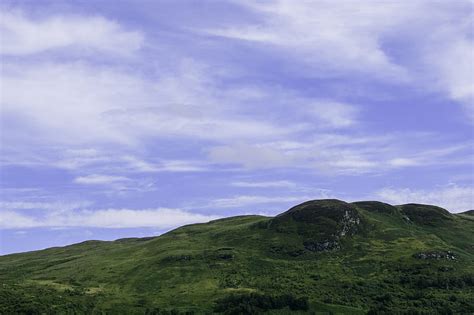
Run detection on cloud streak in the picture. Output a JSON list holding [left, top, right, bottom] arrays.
[[200, 192, 332, 209], [231, 180, 297, 188], [74, 174, 131, 185], [209, 135, 472, 174], [0, 207, 219, 229], [209, 0, 473, 119], [375, 185, 474, 213], [0, 9, 144, 56], [0, 201, 91, 212]]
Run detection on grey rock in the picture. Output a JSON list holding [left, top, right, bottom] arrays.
[[413, 251, 456, 260]]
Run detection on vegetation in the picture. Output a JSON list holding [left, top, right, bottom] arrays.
[[214, 293, 309, 314], [0, 199, 473, 314]]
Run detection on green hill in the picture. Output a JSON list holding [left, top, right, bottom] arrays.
[[1, 199, 473, 314]]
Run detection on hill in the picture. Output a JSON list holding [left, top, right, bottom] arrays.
[[0, 199, 473, 314]]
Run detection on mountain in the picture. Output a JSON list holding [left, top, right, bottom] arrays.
[[1, 199, 473, 314]]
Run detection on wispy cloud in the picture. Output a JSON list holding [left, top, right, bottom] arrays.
[[387, 144, 473, 168], [308, 101, 359, 128], [0, 200, 91, 212], [0, 59, 300, 150], [375, 185, 474, 212], [209, 135, 472, 174], [0, 9, 144, 56], [74, 174, 130, 185], [0, 208, 219, 229], [72, 173, 157, 195], [200, 192, 331, 209], [208, 0, 473, 120], [204, 195, 311, 208], [207, 0, 410, 80], [54, 150, 208, 174], [231, 180, 297, 188], [420, 14, 474, 121]]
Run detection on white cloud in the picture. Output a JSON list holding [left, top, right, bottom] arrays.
[[210, 137, 381, 172], [208, 0, 411, 80], [388, 158, 420, 167], [0, 200, 91, 211], [425, 37, 474, 120], [74, 174, 130, 185], [309, 101, 359, 128], [0, 208, 219, 229], [207, 195, 306, 208], [106, 104, 296, 143], [54, 149, 114, 170], [209, 143, 295, 169], [387, 144, 473, 169], [0, 60, 297, 150], [231, 180, 297, 188], [60, 152, 208, 174], [154, 160, 208, 172], [0, 9, 144, 56], [201, 193, 330, 209], [0, 211, 38, 228], [72, 174, 157, 194], [1, 62, 151, 145], [208, 136, 472, 174], [210, 0, 473, 120], [114, 156, 209, 173], [375, 185, 474, 212]]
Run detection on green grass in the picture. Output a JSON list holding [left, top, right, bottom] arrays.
[[0, 199, 473, 314]]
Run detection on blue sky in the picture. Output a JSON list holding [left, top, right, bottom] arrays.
[[0, 0, 473, 254]]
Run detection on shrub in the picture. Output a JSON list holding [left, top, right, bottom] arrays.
[[214, 292, 309, 314]]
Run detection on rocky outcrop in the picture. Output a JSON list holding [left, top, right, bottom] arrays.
[[413, 251, 456, 260], [268, 199, 363, 253], [340, 209, 361, 236]]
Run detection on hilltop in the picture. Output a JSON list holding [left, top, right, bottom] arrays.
[[0, 199, 473, 314]]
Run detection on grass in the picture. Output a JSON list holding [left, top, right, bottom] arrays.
[[0, 199, 473, 314]]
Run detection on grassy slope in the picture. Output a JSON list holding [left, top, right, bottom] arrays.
[[0, 200, 473, 314]]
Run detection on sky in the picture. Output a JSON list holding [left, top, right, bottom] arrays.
[[0, 0, 473, 255]]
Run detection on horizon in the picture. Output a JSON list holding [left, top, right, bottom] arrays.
[[2, 197, 471, 256], [1, 0, 473, 255]]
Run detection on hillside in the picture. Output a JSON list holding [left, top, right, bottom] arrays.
[[1, 199, 473, 314]]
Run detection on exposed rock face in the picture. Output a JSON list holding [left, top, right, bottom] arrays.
[[340, 209, 361, 236], [271, 200, 361, 232], [402, 215, 412, 223], [413, 251, 456, 260], [268, 199, 362, 253]]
